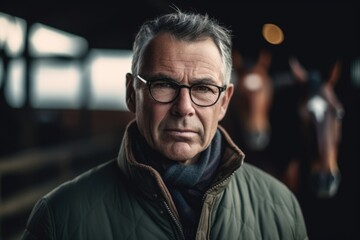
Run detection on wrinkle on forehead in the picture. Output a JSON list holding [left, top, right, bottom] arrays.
[[141, 33, 224, 84]]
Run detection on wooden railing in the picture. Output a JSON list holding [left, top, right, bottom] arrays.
[[0, 133, 121, 240]]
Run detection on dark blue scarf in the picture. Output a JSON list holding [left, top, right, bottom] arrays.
[[131, 125, 222, 239]]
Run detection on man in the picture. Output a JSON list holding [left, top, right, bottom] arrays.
[[22, 10, 308, 240]]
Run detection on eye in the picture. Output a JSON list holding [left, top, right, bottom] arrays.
[[192, 84, 216, 93], [151, 81, 177, 89]]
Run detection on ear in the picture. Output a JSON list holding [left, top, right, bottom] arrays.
[[218, 83, 234, 121], [327, 60, 342, 88], [126, 73, 136, 113], [289, 57, 307, 83]]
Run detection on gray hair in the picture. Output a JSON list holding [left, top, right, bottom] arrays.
[[131, 9, 233, 85]]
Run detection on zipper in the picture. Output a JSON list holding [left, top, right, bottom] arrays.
[[162, 200, 185, 240], [202, 172, 235, 203], [134, 164, 184, 239]]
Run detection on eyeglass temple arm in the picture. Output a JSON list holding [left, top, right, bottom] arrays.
[[136, 75, 147, 84]]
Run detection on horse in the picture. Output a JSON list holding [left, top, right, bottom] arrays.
[[221, 48, 344, 199], [220, 48, 277, 177], [285, 57, 345, 198], [231, 48, 273, 150]]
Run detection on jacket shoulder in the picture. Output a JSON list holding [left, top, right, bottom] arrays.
[[234, 162, 298, 206], [224, 163, 308, 239], [45, 159, 121, 205], [22, 159, 128, 239]]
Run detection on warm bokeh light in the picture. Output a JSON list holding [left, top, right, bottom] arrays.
[[262, 23, 284, 45]]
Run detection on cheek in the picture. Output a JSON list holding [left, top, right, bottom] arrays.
[[137, 101, 169, 135], [199, 109, 220, 137], [215, 105, 226, 122], [135, 96, 153, 133]]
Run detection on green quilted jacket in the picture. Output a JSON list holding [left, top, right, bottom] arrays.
[[22, 122, 308, 240]]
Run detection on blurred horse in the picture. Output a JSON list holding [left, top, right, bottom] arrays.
[[226, 49, 273, 150], [287, 57, 345, 198], [221, 49, 344, 198], [221, 49, 276, 175]]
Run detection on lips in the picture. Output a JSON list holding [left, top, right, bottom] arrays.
[[164, 128, 198, 138]]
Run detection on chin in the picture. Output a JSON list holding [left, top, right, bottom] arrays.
[[165, 151, 200, 164]]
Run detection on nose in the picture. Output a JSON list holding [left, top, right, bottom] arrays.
[[171, 87, 195, 116]]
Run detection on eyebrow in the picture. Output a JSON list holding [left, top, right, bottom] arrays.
[[143, 74, 219, 85], [145, 75, 175, 82]]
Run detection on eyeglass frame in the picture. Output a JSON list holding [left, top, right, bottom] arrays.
[[135, 74, 227, 107]]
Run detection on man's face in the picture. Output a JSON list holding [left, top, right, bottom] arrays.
[[126, 33, 233, 164]]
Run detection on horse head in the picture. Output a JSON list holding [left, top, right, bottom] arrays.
[[231, 49, 274, 151], [289, 57, 345, 198]]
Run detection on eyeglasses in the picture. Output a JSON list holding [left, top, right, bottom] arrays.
[[136, 75, 227, 107]]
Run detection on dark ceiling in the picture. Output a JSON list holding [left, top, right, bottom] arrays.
[[2, 1, 359, 69]]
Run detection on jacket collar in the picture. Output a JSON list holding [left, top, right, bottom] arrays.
[[116, 120, 245, 214]]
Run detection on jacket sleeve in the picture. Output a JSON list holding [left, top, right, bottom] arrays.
[[21, 198, 54, 240]]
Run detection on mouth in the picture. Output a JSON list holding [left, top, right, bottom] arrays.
[[165, 128, 198, 138]]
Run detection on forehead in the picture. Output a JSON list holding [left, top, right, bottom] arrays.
[[140, 33, 224, 83]]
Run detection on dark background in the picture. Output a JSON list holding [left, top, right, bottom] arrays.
[[3, 1, 358, 57], [1, 1, 359, 240]]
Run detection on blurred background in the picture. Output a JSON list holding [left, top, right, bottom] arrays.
[[0, 1, 359, 239]]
